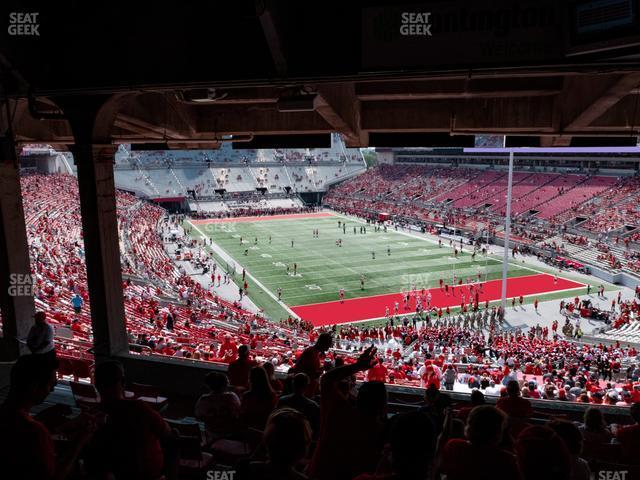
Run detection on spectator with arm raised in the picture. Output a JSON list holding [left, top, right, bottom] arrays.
[[308, 345, 386, 480], [291, 332, 333, 396]]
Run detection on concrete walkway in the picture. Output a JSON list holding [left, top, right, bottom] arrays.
[[163, 229, 260, 313]]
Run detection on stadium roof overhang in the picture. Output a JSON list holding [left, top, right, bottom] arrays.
[[1, 0, 640, 150]]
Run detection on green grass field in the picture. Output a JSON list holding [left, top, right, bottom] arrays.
[[186, 213, 568, 321]]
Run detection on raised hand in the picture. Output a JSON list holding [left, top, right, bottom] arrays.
[[356, 345, 378, 371]]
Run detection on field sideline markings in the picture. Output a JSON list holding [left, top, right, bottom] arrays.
[[187, 220, 301, 319]]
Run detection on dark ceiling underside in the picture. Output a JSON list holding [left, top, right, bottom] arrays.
[[1, 0, 640, 147]]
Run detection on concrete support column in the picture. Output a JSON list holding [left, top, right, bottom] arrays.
[[0, 140, 35, 360], [71, 143, 129, 359]]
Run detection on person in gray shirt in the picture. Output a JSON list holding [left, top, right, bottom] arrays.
[[26, 311, 55, 358]]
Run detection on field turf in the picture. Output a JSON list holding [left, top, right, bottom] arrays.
[[187, 212, 587, 325]]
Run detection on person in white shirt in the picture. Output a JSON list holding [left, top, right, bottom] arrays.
[[195, 372, 241, 444], [485, 380, 501, 396]]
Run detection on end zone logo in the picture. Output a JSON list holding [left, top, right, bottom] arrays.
[[8, 12, 40, 36], [400, 12, 432, 36]]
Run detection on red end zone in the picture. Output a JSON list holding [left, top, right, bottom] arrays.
[[291, 273, 585, 327], [191, 212, 334, 225]]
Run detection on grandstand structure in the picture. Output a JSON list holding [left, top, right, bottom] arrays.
[[112, 133, 365, 213]]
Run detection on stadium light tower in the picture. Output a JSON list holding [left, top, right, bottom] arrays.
[[500, 151, 514, 311]]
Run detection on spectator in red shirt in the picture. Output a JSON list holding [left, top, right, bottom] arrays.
[[227, 344, 257, 390], [367, 358, 388, 383], [291, 332, 333, 396], [0, 354, 95, 480], [70, 319, 83, 334], [630, 384, 640, 403], [615, 402, 640, 464], [217, 334, 238, 360], [497, 380, 533, 419], [526, 382, 541, 399], [441, 405, 520, 480], [85, 361, 175, 480]]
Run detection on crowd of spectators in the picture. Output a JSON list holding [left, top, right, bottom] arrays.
[[3, 345, 640, 479], [5, 171, 640, 478], [11, 173, 640, 409]]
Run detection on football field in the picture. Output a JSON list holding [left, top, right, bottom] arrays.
[[188, 212, 587, 326]]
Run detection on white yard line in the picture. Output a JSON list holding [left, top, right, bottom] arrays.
[[187, 220, 301, 319]]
